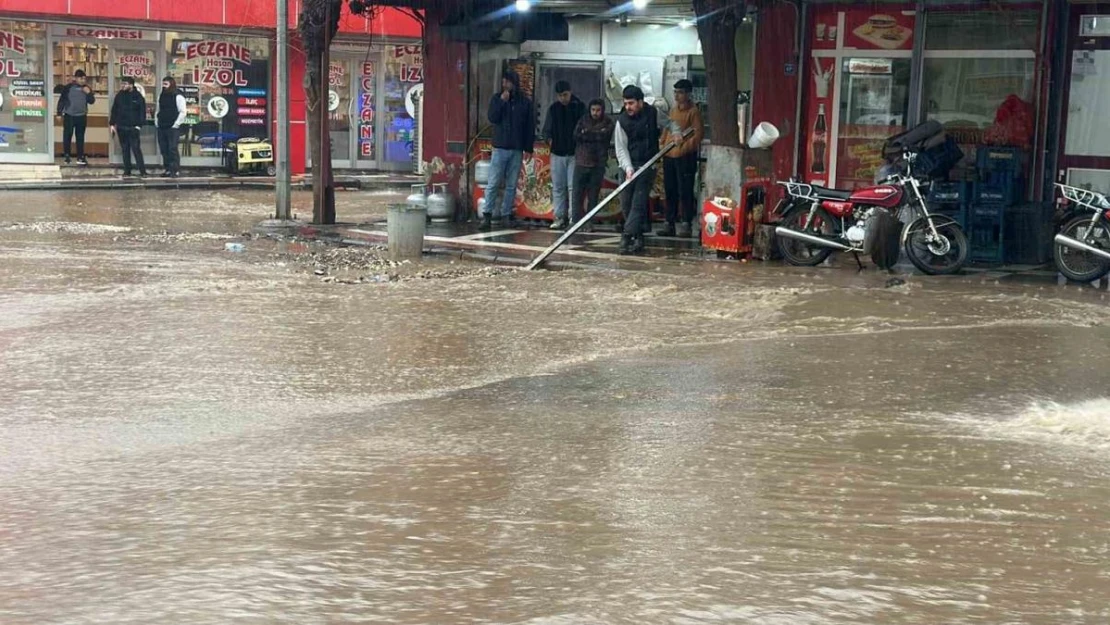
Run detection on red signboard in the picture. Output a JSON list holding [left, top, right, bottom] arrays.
[[237, 97, 265, 106]]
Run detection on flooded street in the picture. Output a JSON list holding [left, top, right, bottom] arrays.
[[2, 190, 1109, 624]]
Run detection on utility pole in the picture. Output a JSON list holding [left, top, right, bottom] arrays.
[[275, 0, 292, 220]]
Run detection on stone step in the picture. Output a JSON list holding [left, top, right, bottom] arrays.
[[0, 164, 63, 181]]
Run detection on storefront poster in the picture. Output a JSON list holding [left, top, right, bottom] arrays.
[[505, 60, 535, 100], [805, 56, 835, 184], [844, 10, 914, 51], [474, 139, 664, 220]]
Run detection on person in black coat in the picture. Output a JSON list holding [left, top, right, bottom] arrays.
[[109, 77, 148, 177], [480, 70, 535, 231]]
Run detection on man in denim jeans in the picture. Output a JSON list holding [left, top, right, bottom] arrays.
[[481, 70, 535, 232], [542, 80, 585, 230]]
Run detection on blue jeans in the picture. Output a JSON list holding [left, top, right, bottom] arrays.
[[550, 154, 575, 222], [485, 148, 524, 219]]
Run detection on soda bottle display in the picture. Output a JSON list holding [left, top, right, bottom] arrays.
[[811, 103, 828, 174]]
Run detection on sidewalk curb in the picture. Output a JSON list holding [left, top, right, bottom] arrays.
[[0, 175, 418, 193]]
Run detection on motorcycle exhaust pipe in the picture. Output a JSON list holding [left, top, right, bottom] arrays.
[[1054, 233, 1110, 262], [775, 226, 854, 252]]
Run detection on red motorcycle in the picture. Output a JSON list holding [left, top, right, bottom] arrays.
[[774, 153, 969, 275]]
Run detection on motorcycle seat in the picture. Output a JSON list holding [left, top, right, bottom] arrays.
[[811, 185, 852, 200]]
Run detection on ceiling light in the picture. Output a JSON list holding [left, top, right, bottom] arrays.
[[678, 18, 693, 29], [515, 0, 531, 11], [632, 0, 650, 9]]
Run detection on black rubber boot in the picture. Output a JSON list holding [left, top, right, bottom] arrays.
[[631, 235, 646, 255], [479, 214, 492, 232], [619, 235, 634, 255]]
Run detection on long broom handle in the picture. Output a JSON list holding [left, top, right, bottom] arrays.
[[525, 126, 695, 271]]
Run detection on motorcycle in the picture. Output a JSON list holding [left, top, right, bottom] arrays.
[[774, 150, 969, 275], [1053, 183, 1110, 282]]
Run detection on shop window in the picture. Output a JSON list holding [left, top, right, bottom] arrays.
[[922, 58, 1035, 147], [0, 21, 49, 156], [535, 62, 603, 137], [382, 44, 422, 165], [923, 8, 1038, 173], [835, 58, 912, 188], [924, 9, 1040, 51], [164, 33, 271, 158]]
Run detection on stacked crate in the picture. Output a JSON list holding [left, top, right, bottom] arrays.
[[969, 147, 1026, 263], [926, 181, 969, 230]]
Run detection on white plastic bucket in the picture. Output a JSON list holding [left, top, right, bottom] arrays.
[[748, 122, 780, 149]]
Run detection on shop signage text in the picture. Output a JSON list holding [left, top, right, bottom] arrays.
[[119, 54, 153, 78], [238, 107, 265, 116], [237, 97, 265, 106], [329, 63, 346, 87], [56, 26, 149, 40], [11, 79, 45, 98], [0, 31, 26, 78], [186, 41, 252, 64], [0, 31, 26, 54]]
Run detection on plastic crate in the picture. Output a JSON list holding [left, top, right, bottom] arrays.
[[969, 201, 1006, 263], [1004, 202, 1054, 266], [928, 181, 968, 205], [974, 177, 1023, 207], [976, 146, 1024, 174]]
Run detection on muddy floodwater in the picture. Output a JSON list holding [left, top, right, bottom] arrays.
[[2, 189, 1109, 624]]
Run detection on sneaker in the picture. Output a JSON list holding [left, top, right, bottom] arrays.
[[677, 222, 693, 238], [631, 236, 645, 254], [619, 234, 633, 255], [550, 219, 567, 230], [478, 214, 492, 232], [658, 222, 676, 237], [63, 157, 71, 165], [77, 157, 88, 166]]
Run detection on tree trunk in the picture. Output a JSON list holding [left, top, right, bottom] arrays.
[[300, 0, 342, 224], [693, 0, 742, 148]]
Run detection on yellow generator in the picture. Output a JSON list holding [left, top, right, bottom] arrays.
[[224, 138, 276, 176]]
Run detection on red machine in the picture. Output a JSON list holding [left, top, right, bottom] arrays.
[[701, 180, 769, 258]]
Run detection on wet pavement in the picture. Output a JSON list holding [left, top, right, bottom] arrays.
[[2, 190, 1110, 624]]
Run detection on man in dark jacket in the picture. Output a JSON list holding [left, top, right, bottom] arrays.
[[54, 70, 95, 165], [542, 80, 585, 230], [156, 76, 188, 177], [614, 85, 679, 255], [109, 77, 148, 177], [481, 70, 535, 232], [570, 98, 614, 229]]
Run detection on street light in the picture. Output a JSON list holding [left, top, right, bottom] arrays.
[[515, 0, 531, 11], [632, 0, 650, 9]]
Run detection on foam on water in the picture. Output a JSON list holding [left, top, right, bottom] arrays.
[[1001, 399, 1110, 449]]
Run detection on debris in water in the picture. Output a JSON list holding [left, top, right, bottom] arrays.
[[225, 242, 246, 253], [885, 277, 906, 288]]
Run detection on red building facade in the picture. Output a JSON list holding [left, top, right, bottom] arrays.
[[0, 1, 422, 173]]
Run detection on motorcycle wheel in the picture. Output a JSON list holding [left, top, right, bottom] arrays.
[[863, 209, 902, 270], [1055, 215, 1110, 283], [776, 206, 835, 267], [904, 216, 968, 275]]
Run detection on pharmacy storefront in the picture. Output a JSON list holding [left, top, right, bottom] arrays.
[[311, 43, 424, 172], [0, 19, 272, 167]]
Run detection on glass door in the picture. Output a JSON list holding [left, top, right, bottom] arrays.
[[108, 46, 160, 166], [835, 57, 911, 189], [51, 40, 110, 159], [308, 53, 377, 171]]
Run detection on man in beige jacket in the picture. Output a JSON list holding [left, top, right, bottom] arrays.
[[660, 79, 705, 238]]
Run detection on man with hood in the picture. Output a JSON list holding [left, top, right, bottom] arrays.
[[660, 79, 705, 238], [109, 77, 148, 177], [542, 80, 585, 230], [157, 76, 188, 177], [54, 69, 95, 165], [481, 70, 535, 232], [570, 98, 614, 229]]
